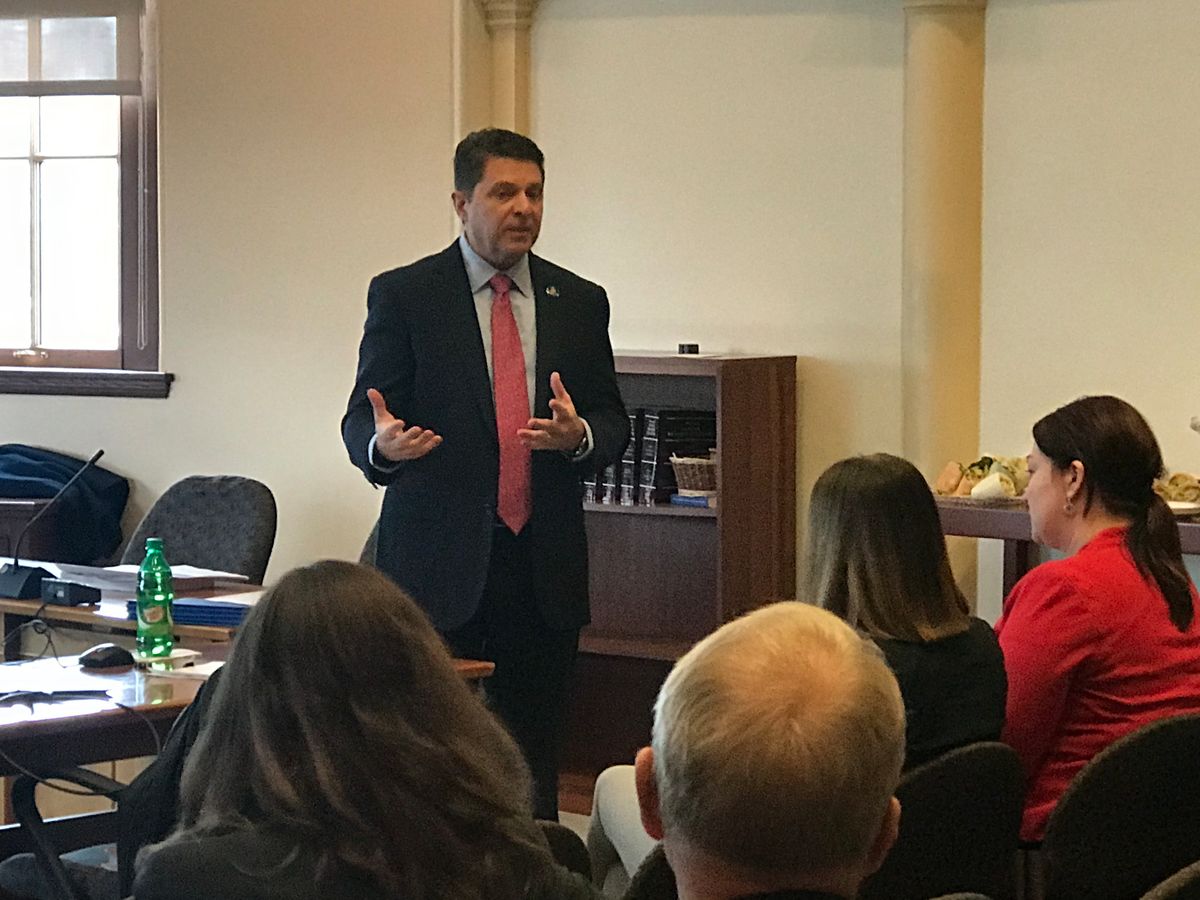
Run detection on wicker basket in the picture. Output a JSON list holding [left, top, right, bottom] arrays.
[[670, 453, 718, 493]]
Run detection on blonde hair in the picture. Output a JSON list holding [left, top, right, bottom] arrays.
[[806, 453, 969, 642], [651, 602, 905, 875]]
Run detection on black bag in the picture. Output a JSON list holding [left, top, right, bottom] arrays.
[[0, 443, 129, 564]]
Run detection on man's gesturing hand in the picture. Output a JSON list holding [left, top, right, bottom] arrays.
[[368, 388, 443, 462], [518, 371, 586, 452]]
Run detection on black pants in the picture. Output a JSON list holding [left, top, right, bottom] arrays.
[[442, 526, 579, 820]]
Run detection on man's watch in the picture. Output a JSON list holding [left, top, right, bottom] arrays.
[[568, 428, 590, 460]]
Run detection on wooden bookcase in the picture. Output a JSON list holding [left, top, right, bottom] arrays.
[[564, 353, 797, 778]]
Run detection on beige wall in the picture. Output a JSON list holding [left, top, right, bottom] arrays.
[[0, 2, 919, 598], [530, 0, 906, 558], [0, 0, 461, 580], [10, 0, 1197, 612], [455, 0, 493, 136], [979, 0, 1200, 617]]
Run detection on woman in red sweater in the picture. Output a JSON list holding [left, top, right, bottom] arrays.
[[997, 395, 1200, 842]]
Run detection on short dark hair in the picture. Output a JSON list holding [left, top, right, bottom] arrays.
[[454, 128, 545, 193], [1033, 395, 1194, 631]]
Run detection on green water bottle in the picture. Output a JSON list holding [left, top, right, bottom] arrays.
[[136, 537, 174, 658]]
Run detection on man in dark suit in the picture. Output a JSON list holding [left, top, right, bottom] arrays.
[[342, 129, 628, 818]]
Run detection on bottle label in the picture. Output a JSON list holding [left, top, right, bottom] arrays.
[[141, 606, 165, 625]]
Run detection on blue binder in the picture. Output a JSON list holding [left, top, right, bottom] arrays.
[[126, 597, 251, 627]]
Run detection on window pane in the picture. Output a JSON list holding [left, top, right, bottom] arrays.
[[39, 158, 119, 350], [39, 96, 119, 157], [0, 160, 32, 349], [41, 17, 116, 81], [0, 97, 31, 158], [0, 19, 29, 81]]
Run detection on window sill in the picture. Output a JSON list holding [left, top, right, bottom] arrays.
[[0, 367, 174, 398]]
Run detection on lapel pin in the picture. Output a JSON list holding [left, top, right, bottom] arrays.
[[545, 285, 559, 297]]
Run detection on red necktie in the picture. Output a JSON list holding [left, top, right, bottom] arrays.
[[490, 273, 531, 534]]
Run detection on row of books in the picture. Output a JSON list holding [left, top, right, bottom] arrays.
[[583, 408, 716, 506]]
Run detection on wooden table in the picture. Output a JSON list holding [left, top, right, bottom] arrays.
[[0, 654, 491, 777], [0, 654, 493, 858], [0, 559, 252, 660], [0, 657, 203, 778], [0, 591, 246, 661], [0, 657, 206, 857], [936, 498, 1200, 596]]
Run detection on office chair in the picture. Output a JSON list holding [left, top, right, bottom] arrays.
[[1142, 860, 1200, 900], [622, 845, 675, 900], [859, 742, 1023, 900], [1036, 713, 1200, 900], [359, 519, 379, 566], [538, 820, 591, 880], [119, 475, 276, 583]]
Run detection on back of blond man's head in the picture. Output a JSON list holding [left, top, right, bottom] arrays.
[[651, 602, 905, 877]]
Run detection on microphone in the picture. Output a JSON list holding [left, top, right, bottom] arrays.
[[0, 450, 105, 599]]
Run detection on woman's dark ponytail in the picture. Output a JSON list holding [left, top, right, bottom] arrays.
[[1128, 493, 1194, 631]]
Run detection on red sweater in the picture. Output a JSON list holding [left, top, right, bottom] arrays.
[[996, 527, 1200, 841]]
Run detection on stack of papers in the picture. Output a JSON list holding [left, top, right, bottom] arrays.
[[96, 564, 250, 591], [47, 563, 250, 592], [151, 660, 225, 680]]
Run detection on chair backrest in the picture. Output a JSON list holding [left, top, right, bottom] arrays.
[[359, 519, 379, 566], [858, 742, 1023, 900], [623, 845, 676, 900], [120, 476, 277, 583], [117, 665, 227, 895], [537, 820, 591, 881], [1041, 713, 1200, 900], [1141, 860, 1200, 900]]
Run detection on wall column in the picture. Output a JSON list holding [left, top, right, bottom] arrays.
[[902, 0, 987, 596], [902, 0, 986, 474], [477, 0, 540, 133]]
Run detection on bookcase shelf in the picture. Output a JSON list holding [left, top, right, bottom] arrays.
[[564, 352, 797, 777], [577, 633, 695, 662], [582, 501, 717, 518]]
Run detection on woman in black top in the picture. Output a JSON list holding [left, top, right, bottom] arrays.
[[806, 454, 1006, 768]]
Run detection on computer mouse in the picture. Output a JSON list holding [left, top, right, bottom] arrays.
[[79, 643, 135, 669]]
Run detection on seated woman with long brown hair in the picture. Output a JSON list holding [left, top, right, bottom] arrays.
[[132, 560, 597, 900], [807, 452, 1007, 768], [998, 396, 1200, 842]]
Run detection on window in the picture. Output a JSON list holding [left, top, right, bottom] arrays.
[[0, 0, 168, 397]]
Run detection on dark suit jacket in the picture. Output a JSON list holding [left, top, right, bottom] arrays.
[[342, 241, 628, 632]]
